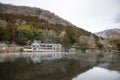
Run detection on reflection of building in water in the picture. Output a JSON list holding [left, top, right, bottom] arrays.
[[24, 40, 62, 52], [29, 52, 63, 63]]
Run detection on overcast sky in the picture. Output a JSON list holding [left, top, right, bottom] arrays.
[[0, 0, 120, 33]]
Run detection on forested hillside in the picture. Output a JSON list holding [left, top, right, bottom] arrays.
[[0, 3, 98, 49]]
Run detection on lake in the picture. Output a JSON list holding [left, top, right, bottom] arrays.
[[0, 52, 120, 80]]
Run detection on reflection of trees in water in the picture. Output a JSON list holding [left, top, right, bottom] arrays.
[[97, 53, 120, 72], [0, 53, 120, 80], [105, 53, 120, 71], [0, 56, 96, 80]]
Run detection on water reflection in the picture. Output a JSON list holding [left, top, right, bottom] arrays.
[[0, 52, 120, 80], [73, 67, 120, 80], [0, 52, 76, 63]]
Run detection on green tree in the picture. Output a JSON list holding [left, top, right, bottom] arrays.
[[72, 42, 81, 49], [0, 22, 10, 41], [117, 43, 120, 51], [65, 26, 75, 44], [62, 33, 71, 50], [97, 43, 104, 49], [15, 21, 42, 45], [110, 39, 120, 50]]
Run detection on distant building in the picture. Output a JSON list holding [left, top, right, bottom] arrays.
[[24, 40, 62, 52]]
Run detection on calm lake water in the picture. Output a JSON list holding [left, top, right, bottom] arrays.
[[0, 52, 120, 80], [73, 67, 120, 80]]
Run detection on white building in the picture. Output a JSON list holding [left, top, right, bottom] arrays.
[[25, 40, 62, 52]]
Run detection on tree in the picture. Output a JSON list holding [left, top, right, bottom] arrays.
[[0, 21, 10, 41], [117, 43, 120, 51], [65, 26, 75, 44], [15, 21, 42, 45], [110, 39, 120, 50], [72, 42, 81, 49], [62, 33, 71, 50], [97, 43, 104, 49], [40, 29, 59, 43], [87, 35, 96, 48], [78, 35, 88, 48], [47, 30, 59, 43]]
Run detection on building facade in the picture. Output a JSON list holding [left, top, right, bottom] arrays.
[[25, 40, 62, 52]]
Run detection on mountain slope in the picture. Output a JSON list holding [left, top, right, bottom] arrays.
[[0, 2, 96, 47], [95, 28, 120, 38], [0, 2, 92, 34], [0, 2, 73, 26]]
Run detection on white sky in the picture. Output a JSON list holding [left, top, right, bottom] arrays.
[[0, 0, 120, 33]]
